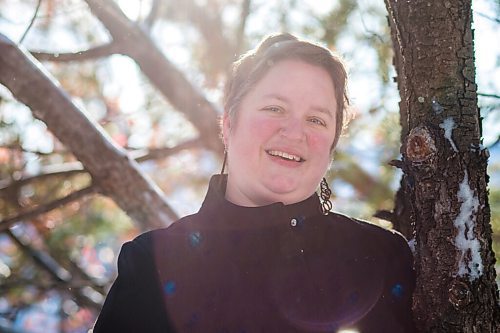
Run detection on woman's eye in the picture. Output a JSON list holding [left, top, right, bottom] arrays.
[[263, 106, 282, 113], [309, 117, 326, 127]]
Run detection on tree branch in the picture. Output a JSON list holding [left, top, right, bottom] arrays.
[[0, 143, 65, 156], [475, 11, 500, 24], [487, 136, 500, 149], [5, 228, 105, 308], [0, 34, 179, 230], [143, 0, 162, 29], [478, 92, 500, 99], [235, 0, 251, 55], [0, 139, 202, 196], [84, 0, 223, 153], [31, 42, 121, 62], [0, 164, 85, 191], [19, 0, 42, 44], [6, 229, 72, 283], [0, 186, 96, 233], [133, 137, 203, 162]]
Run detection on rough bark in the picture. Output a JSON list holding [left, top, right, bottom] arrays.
[[0, 34, 178, 231], [385, 0, 500, 331]]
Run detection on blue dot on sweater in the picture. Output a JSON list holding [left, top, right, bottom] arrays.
[[164, 280, 176, 295], [391, 283, 403, 298], [189, 231, 202, 247]]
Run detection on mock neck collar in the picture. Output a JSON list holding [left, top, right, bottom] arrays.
[[198, 175, 323, 230]]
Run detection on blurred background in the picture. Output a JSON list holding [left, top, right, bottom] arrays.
[[0, 0, 498, 332]]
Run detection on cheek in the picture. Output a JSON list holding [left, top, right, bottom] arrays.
[[229, 115, 279, 156], [308, 132, 334, 156], [245, 116, 281, 141]]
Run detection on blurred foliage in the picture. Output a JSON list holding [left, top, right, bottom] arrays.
[[0, 0, 498, 332]]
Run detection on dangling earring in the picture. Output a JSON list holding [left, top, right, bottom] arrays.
[[320, 178, 332, 215], [220, 147, 228, 175]]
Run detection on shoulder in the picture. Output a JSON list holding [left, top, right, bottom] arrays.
[[123, 212, 202, 264], [325, 212, 413, 256], [133, 212, 200, 245], [327, 212, 405, 239]]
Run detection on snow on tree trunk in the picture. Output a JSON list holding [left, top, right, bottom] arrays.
[[384, 0, 500, 331]]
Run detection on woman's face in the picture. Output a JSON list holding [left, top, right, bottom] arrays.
[[223, 59, 337, 206]]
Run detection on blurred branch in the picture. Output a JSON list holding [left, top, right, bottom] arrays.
[[373, 209, 394, 223], [0, 143, 66, 156], [84, 0, 223, 153], [31, 42, 121, 62], [165, 0, 234, 74], [6, 229, 72, 283], [0, 33, 179, 230], [0, 163, 85, 191], [143, 0, 162, 29], [0, 316, 29, 333], [475, 11, 500, 24], [133, 137, 203, 162], [488, 136, 500, 149], [334, 152, 394, 204], [5, 228, 105, 308], [235, 0, 251, 55], [0, 186, 96, 233], [0, 139, 202, 197], [478, 92, 500, 99], [19, 0, 42, 44]]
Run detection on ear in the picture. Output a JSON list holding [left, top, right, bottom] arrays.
[[222, 112, 231, 147]]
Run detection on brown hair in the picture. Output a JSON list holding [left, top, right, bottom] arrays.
[[223, 33, 349, 149]]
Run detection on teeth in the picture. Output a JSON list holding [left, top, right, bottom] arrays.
[[267, 150, 302, 162]]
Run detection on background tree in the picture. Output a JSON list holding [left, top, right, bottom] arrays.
[[385, 0, 499, 331], [0, 0, 498, 332]]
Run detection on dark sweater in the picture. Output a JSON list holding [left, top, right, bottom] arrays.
[[93, 175, 416, 333]]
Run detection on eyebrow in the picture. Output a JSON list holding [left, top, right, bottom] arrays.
[[262, 93, 334, 117]]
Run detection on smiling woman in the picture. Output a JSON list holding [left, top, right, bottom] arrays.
[[93, 33, 417, 333], [223, 59, 338, 207]]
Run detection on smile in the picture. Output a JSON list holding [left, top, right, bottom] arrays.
[[266, 150, 305, 162]]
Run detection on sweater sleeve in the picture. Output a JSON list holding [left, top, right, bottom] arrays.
[[92, 238, 173, 333]]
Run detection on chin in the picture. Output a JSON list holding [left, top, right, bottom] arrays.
[[264, 185, 307, 204], [264, 178, 297, 193]]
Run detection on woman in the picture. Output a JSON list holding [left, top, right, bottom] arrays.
[[93, 33, 416, 333]]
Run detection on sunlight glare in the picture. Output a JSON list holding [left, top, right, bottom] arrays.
[[116, 0, 153, 21]]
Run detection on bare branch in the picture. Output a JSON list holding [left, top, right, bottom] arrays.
[[0, 186, 96, 233], [475, 11, 500, 24], [0, 166, 85, 192], [6, 229, 72, 282], [0, 34, 179, 230], [5, 228, 106, 307], [0, 143, 65, 156], [373, 209, 395, 223], [134, 138, 203, 162], [235, 0, 251, 55], [0, 138, 202, 197], [478, 92, 500, 99], [487, 136, 500, 149], [143, 0, 162, 29], [85, 0, 223, 153], [19, 0, 42, 44], [31, 42, 121, 62]]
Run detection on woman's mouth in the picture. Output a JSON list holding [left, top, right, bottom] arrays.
[[266, 150, 305, 162]]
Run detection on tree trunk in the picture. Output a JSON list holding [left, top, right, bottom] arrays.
[[384, 0, 500, 331]]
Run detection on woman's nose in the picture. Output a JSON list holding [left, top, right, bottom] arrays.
[[279, 117, 305, 141]]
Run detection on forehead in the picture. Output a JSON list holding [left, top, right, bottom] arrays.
[[247, 59, 337, 106]]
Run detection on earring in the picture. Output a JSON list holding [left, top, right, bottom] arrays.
[[220, 147, 228, 175], [320, 178, 332, 215]]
